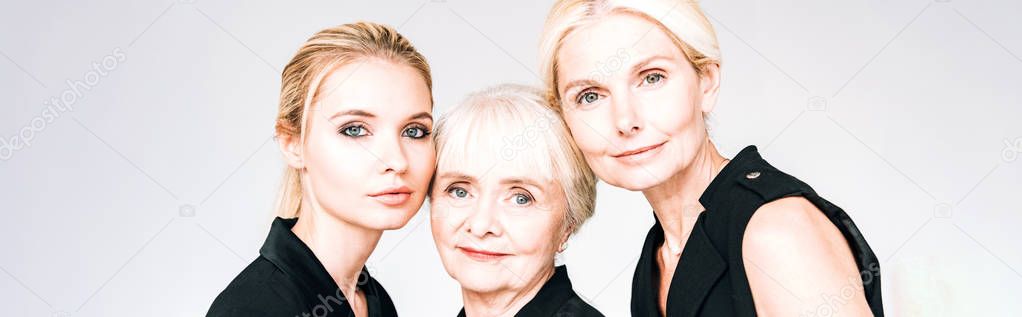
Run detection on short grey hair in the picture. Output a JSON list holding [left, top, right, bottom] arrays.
[[432, 83, 598, 236]]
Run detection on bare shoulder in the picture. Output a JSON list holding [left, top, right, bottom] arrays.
[[744, 196, 830, 247], [741, 196, 871, 316], [742, 196, 851, 268]]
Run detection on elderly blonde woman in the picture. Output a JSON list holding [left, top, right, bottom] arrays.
[[429, 84, 604, 316], [538, 0, 883, 316]]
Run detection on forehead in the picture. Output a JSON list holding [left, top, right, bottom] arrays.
[[314, 59, 431, 115], [435, 112, 558, 187], [557, 13, 682, 78]]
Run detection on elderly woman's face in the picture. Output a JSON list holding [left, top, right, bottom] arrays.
[[555, 13, 719, 191], [430, 147, 569, 294]]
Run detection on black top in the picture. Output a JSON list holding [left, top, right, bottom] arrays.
[[631, 145, 884, 317], [457, 265, 603, 317], [207, 217, 397, 317]]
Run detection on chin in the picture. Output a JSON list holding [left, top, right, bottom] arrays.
[[357, 206, 420, 230], [450, 266, 508, 294], [601, 165, 669, 191]]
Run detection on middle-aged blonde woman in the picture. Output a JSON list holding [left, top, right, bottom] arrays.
[[539, 0, 884, 316], [429, 84, 604, 316]]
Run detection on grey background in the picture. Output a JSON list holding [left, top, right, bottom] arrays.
[[2, 0, 1020, 316]]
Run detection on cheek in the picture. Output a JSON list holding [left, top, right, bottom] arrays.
[[505, 213, 561, 256], [430, 200, 466, 236], [406, 142, 437, 190], [429, 205, 447, 240], [305, 133, 376, 193], [565, 114, 609, 156], [642, 82, 703, 135]]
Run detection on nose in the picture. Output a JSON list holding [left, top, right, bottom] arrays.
[[465, 198, 502, 238], [611, 93, 642, 137], [377, 136, 409, 175]]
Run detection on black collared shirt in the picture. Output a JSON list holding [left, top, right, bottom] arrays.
[[631, 145, 884, 316], [207, 217, 398, 317], [457, 266, 603, 317]]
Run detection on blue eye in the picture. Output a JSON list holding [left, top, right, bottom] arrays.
[[511, 193, 532, 206], [643, 73, 665, 85], [448, 187, 469, 199], [576, 91, 600, 105], [403, 126, 430, 139], [340, 124, 368, 137]]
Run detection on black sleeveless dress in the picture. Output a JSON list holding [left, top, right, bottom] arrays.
[[456, 265, 603, 317], [207, 217, 398, 317], [630, 145, 883, 316]]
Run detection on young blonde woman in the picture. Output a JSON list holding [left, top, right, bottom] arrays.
[[430, 84, 603, 316], [539, 0, 884, 316], [207, 22, 435, 317]]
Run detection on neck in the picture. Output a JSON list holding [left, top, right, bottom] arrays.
[[291, 199, 382, 296], [642, 139, 727, 255], [461, 266, 555, 317]]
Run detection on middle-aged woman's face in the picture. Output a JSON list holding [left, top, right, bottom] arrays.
[[555, 13, 720, 191], [430, 140, 569, 294], [282, 58, 435, 230]]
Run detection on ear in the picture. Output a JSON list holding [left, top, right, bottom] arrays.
[[698, 63, 721, 114], [276, 132, 304, 170], [557, 224, 574, 253]]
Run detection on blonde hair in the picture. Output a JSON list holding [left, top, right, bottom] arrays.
[[274, 22, 432, 218], [432, 84, 597, 235], [538, 0, 721, 109]]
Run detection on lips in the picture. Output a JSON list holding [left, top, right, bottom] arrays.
[[612, 141, 666, 158], [457, 246, 511, 262], [368, 185, 412, 206]]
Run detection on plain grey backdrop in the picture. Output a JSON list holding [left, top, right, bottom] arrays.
[[2, 0, 1020, 316]]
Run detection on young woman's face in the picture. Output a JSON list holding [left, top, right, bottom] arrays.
[[430, 145, 568, 295], [555, 13, 718, 191], [297, 59, 434, 229]]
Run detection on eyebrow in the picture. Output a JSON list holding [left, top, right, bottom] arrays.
[[437, 172, 476, 182], [409, 112, 433, 122], [329, 109, 374, 120], [561, 54, 676, 94], [329, 109, 434, 122], [436, 173, 545, 189], [562, 78, 602, 95], [499, 177, 543, 188], [629, 54, 674, 75]]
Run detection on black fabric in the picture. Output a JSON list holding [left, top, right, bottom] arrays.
[[631, 145, 884, 316], [457, 266, 603, 317], [207, 217, 397, 317]]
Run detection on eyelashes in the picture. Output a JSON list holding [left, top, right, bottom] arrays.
[[402, 125, 431, 139], [339, 124, 368, 137], [642, 72, 665, 86], [446, 184, 470, 199], [337, 122, 432, 139], [569, 70, 669, 107], [575, 90, 601, 106], [441, 183, 535, 207], [510, 191, 533, 206]]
